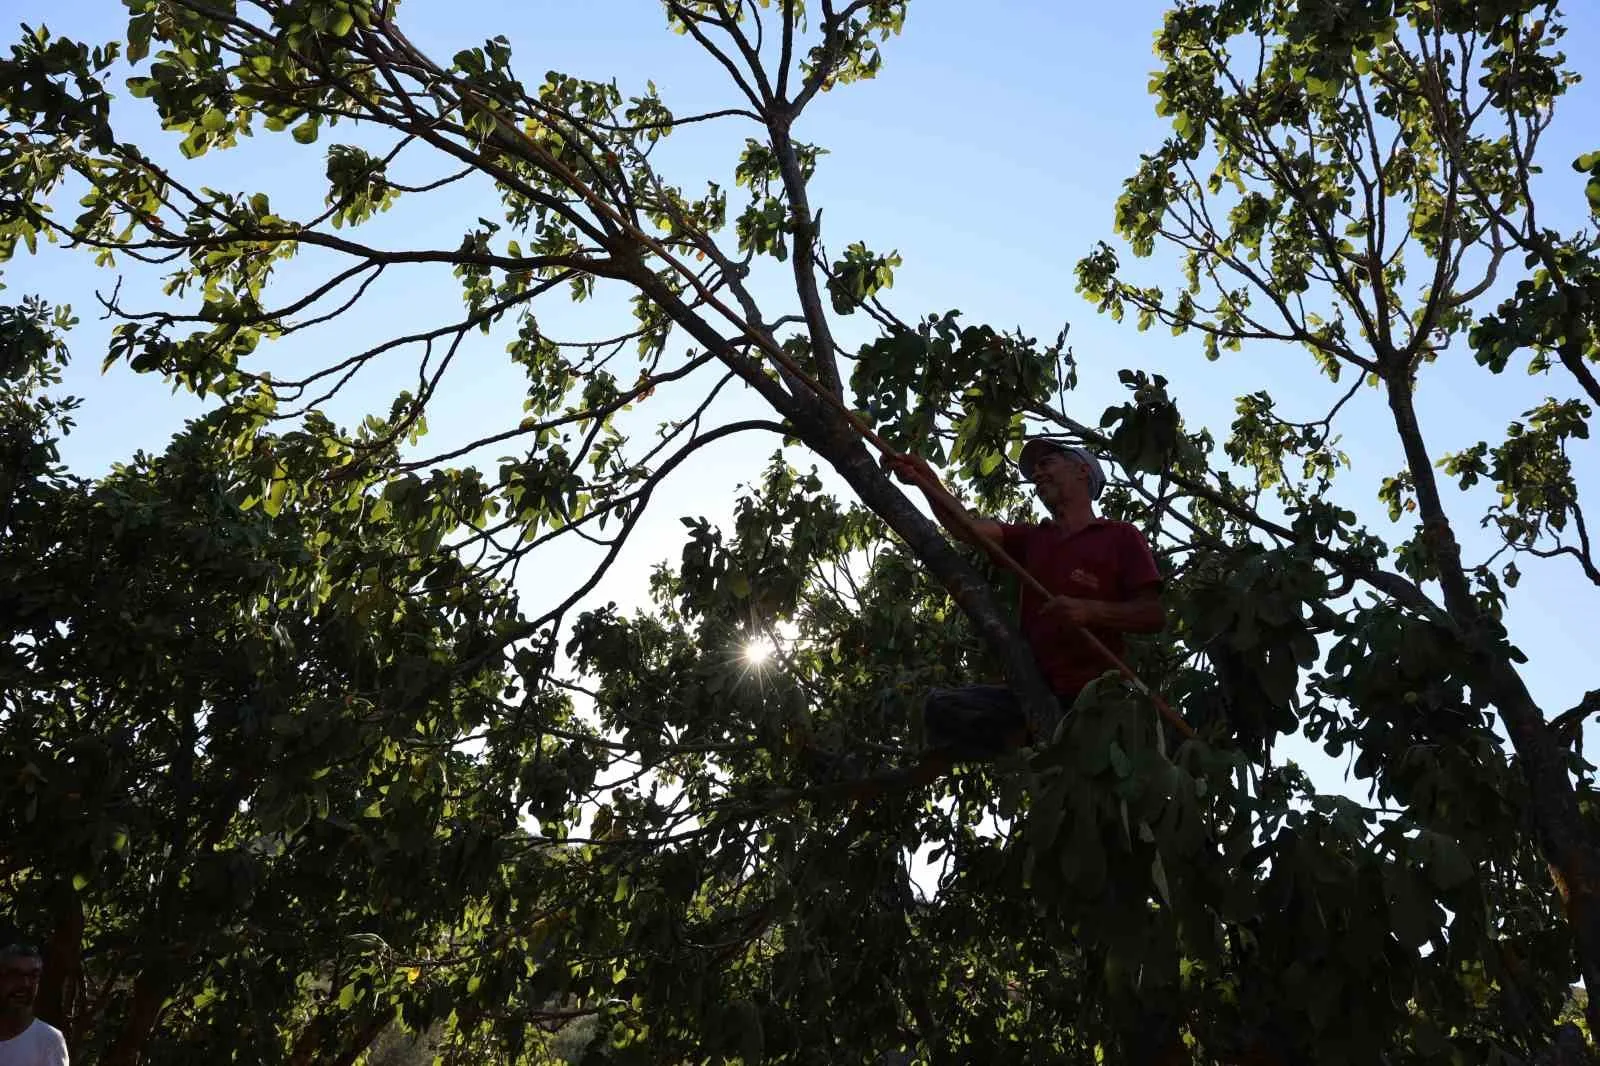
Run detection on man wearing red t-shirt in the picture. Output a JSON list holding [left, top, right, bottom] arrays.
[[886, 438, 1165, 758]]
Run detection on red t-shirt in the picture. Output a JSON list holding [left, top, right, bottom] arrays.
[[999, 518, 1163, 695]]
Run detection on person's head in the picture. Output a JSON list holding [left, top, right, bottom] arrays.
[[1019, 438, 1106, 514], [0, 944, 42, 1022]]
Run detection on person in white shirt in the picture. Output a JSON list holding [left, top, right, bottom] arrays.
[[0, 944, 68, 1066]]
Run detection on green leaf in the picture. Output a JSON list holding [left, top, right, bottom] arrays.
[[1425, 834, 1473, 891], [1107, 739, 1132, 779], [1151, 851, 1172, 906], [727, 999, 764, 1064], [263, 473, 287, 517]]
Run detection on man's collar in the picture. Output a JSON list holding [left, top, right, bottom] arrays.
[[1044, 515, 1108, 535]]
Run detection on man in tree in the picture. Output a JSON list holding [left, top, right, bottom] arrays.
[[886, 438, 1166, 758], [0, 944, 68, 1065]]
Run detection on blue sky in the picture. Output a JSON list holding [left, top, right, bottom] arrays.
[[10, 0, 1600, 795]]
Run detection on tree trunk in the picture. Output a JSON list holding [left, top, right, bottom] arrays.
[[332, 1014, 393, 1066], [104, 972, 165, 1066], [287, 1013, 328, 1066], [288, 1009, 390, 1066], [1385, 372, 1600, 1039], [35, 884, 82, 1036]]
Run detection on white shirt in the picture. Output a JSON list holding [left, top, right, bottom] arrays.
[[0, 1020, 68, 1066]]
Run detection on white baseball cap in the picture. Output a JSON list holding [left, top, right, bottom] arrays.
[[1018, 438, 1107, 498]]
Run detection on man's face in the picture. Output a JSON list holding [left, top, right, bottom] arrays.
[[0, 955, 41, 1017], [1030, 451, 1089, 508]]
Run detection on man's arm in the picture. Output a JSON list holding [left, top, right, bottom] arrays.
[[1050, 587, 1166, 633], [883, 453, 1006, 549]]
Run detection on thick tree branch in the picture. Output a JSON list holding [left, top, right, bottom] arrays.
[[770, 123, 845, 397], [1551, 691, 1600, 747]]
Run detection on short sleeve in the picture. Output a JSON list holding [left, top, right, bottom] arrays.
[[1116, 523, 1162, 595]]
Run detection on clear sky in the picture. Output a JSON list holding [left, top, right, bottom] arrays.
[[10, 0, 1600, 796]]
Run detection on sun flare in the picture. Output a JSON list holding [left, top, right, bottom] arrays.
[[742, 638, 776, 666]]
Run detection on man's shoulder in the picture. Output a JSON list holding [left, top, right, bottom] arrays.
[[1010, 518, 1148, 540], [1089, 521, 1161, 574], [1099, 518, 1152, 540], [36, 1019, 69, 1062], [28, 1018, 67, 1045], [1065, 516, 1149, 541], [5, 1019, 67, 1052]]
